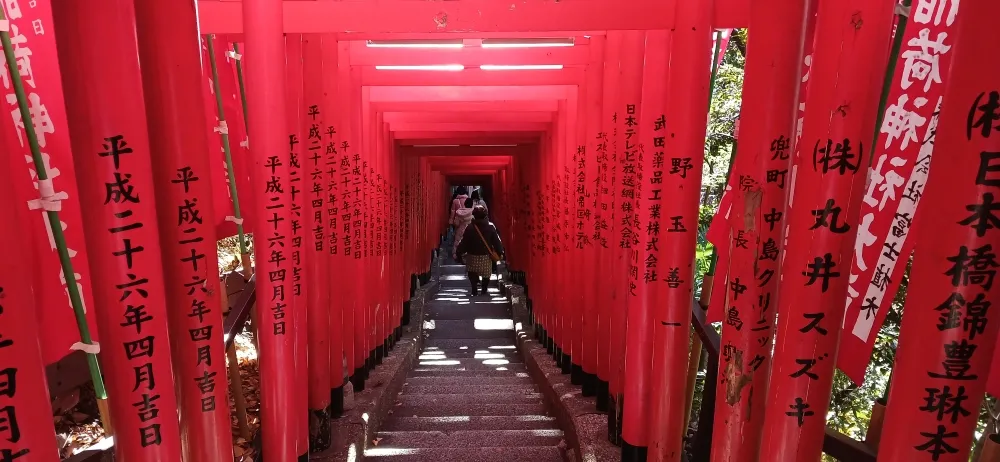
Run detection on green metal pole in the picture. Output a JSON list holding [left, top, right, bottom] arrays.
[[0, 8, 108, 402], [206, 35, 254, 440], [232, 43, 250, 129], [871, 0, 911, 158], [207, 35, 250, 254]]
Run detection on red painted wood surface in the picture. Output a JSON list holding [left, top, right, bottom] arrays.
[[134, 1, 235, 459], [320, 34, 346, 398], [284, 34, 311, 457], [0, 166, 61, 462], [648, 0, 713, 458], [302, 33, 332, 414], [53, 0, 182, 459], [758, 0, 895, 460], [708, 0, 808, 460], [621, 28, 658, 453], [596, 31, 622, 390], [879, 0, 1000, 459], [242, 0, 299, 458], [1, 0, 100, 366], [197, 0, 749, 34], [579, 35, 605, 388]]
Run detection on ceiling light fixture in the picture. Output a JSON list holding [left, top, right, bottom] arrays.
[[366, 39, 464, 49], [480, 64, 563, 71], [375, 64, 465, 71], [481, 38, 575, 48]]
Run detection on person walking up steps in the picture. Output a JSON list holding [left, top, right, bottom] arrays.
[[456, 206, 504, 296], [449, 186, 470, 231], [452, 197, 475, 261], [470, 188, 488, 216]]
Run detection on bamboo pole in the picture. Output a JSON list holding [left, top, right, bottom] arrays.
[[207, 36, 252, 266], [870, 0, 911, 160], [0, 6, 112, 434], [233, 42, 250, 130], [228, 41, 258, 344], [206, 35, 255, 438], [221, 284, 252, 441]]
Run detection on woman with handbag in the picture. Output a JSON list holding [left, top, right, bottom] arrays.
[[456, 206, 504, 296]]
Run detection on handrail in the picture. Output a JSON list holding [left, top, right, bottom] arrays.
[[224, 273, 257, 351], [688, 298, 877, 462]]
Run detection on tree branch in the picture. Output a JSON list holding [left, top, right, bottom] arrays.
[[731, 29, 747, 57]]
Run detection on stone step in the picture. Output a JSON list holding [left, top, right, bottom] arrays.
[[410, 365, 528, 375], [408, 368, 531, 378], [414, 355, 523, 365], [425, 304, 512, 320], [380, 415, 558, 432], [393, 402, 551, 418], [404, 375, 536, 387], [400, 383, 538, 395], [374, 429, 564, 449], [424, 300, 511, 310], [425, 320, 515, 338], [424, 339, 520, 350], [410, 366, 528, 375], [418, 348, 522, 359], [364, 446, 564, 462], [396, 393, 545, 406]]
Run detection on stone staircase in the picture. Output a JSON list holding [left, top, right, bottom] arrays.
[[366, 264, 566, 461]]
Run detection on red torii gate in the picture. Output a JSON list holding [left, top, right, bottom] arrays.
[[7, 1, 1000, 462], [204, 1, 735, 460]]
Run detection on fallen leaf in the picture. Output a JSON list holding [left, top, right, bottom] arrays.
[[372, 438, 382, 446]]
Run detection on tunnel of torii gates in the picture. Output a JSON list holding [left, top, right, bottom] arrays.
[[1, 0, 999, 461]]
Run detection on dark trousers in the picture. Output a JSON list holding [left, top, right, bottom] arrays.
[[468, 272, 490, 295]]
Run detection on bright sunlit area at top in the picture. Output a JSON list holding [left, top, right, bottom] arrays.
[[366, 38, 575, 48], [368, 38, 573, 70]]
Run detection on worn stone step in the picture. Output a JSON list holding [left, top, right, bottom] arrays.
[[374, 429, 564, 449], [417, 348, 521, 361], [400, 383, 538, 395], [424, 320, 515, 339], [412, 366, 527, 375], [414, 356, 524, 369], [396, 392, 545, 406], [380, 415, 558, 432], [410, 365, 528, 376], [364, 446, 564, 461], [425, 305, 512, 320], [405, 375, 535, 387], [392, 402, 551, 418], [408, 368, 531, 378], [424, 339, 520, 350]]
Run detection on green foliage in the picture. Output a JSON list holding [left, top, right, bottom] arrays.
[[701, 28, 746, 209]]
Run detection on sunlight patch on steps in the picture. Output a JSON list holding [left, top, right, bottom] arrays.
[[474, 318, 515, 330], [420, 360, 462, 366]]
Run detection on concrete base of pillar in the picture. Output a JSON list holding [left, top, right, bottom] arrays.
[[582, 372, 598, 397], [621, 441, 647, 462], [330, 386, 344, 418], [571, 363, 584, 384], [596, 380, 610, 411]]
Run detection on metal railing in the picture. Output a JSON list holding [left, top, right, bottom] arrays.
[[688, 299, 877, 462]]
